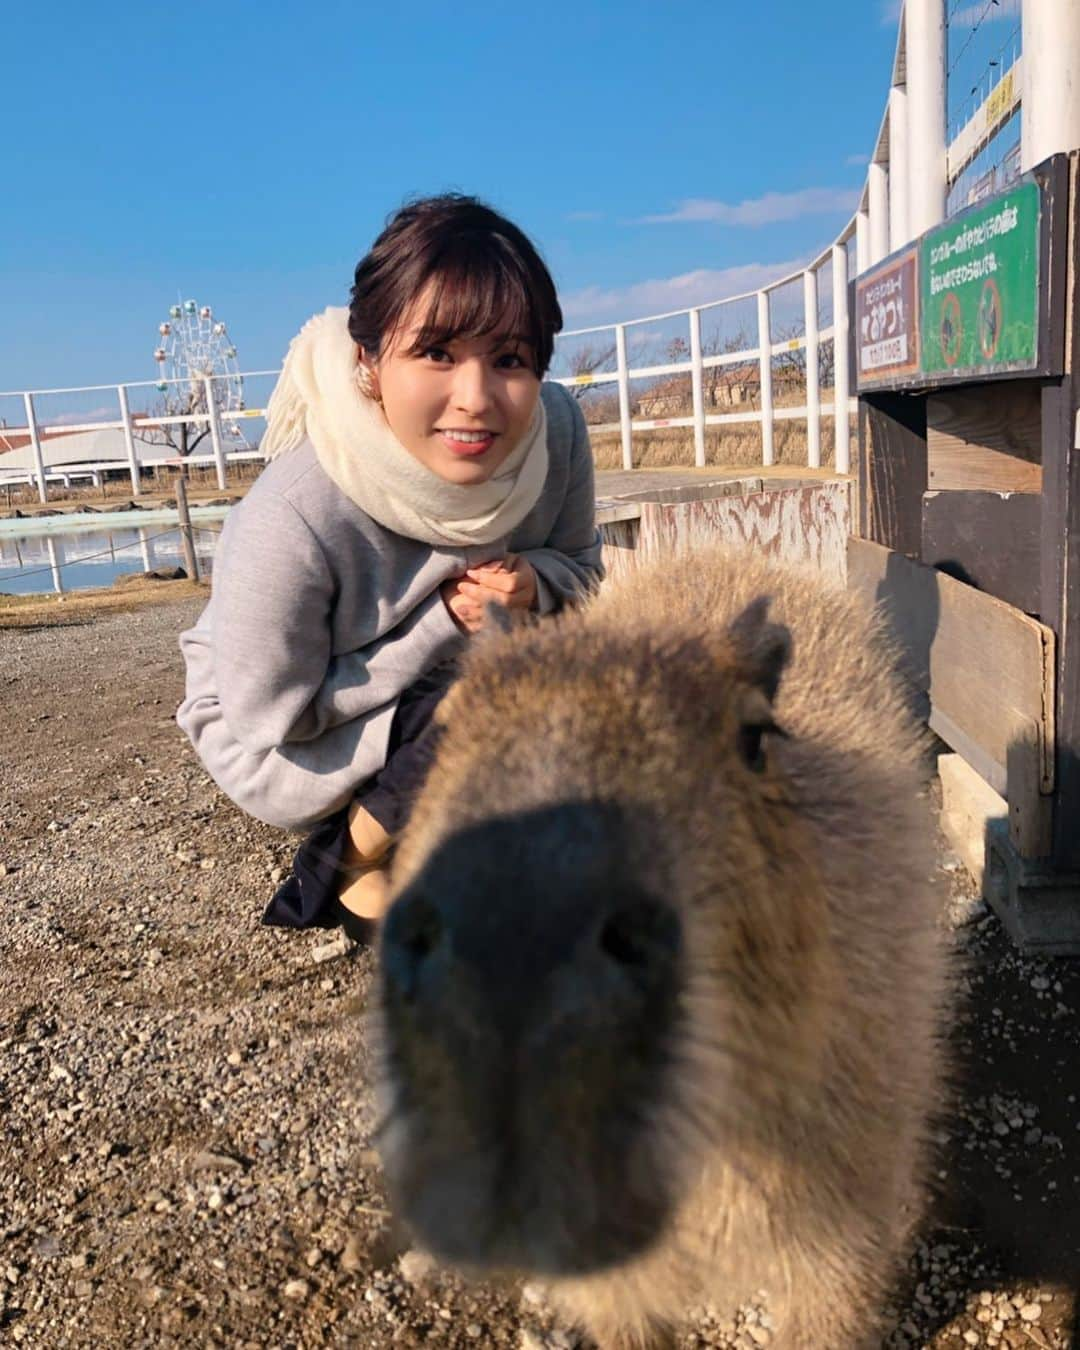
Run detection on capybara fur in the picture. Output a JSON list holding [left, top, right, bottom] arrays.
[[374, 547, 946, 1350]]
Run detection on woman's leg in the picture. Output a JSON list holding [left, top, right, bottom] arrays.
[[263, 660, 457, 934]]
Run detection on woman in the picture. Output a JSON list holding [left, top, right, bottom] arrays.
[[177, 194, 603, 942]]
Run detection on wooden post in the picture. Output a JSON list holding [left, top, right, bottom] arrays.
[[175, 475, 200, 583]]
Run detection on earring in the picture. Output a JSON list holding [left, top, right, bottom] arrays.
[[355, 351, 383, 406]]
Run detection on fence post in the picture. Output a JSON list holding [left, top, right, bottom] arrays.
[[888, 83, 910, 247], [906, 0, 947, 236], [46, 536, 64, 595], [117, 384, 141, 497], [1022, 0, 1080, 169], [831, 243, 851, 475], [868, 161, 890, 264], [22, 392, 47, 505], [175, 475, 200, 583], [689, 308, 706, 468], [615, 325, 633, 471], [203, 376, 228, 491], [856, 207, 870, 275], [803, 270, 821, 470], [757, 290, 774, 468]]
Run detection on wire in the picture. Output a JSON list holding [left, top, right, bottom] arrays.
[[0, 526, 185, 584], [949, 0, 1000, 77]]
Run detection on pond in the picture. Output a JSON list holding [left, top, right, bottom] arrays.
[[0, 513, 227, 596]]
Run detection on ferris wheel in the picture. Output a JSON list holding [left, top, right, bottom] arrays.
[[153, 299, 250, 448]]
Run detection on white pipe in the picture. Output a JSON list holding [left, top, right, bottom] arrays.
[[46, 535, 64, 595], [689, 309, 706, 468], [203, 377, 228, 491], [1022, 0, 1080, 170], [117, 384, 140, 497], [757, 290, 774, 468], [889, 84, 910, 248], [831, 244, 851, 475], [906, 0, 947, 236], [615, 325, 633, 471], [868, 162, 890, 264], [856, 209, 870, 275], [803, 270, 821, 470], [22, 393, 47, 505]]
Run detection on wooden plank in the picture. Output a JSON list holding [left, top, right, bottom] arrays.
[[856, 390, 927, 555], [637, 481, 851, 584], [921, 490, 1042, 614], [926, 382, 1043, 493], [848, 539, 1055, 857], [1039, 149, 1080, 870]]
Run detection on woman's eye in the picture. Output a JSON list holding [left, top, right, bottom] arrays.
[[496, 352, 525, 369], [422, 347, 451, 364]]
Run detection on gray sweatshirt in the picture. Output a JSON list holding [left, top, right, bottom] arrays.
[[177, 382, 603, 832]]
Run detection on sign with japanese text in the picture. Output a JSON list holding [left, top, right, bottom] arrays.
[[919, 181, 1040, 377], [855, 178, 1043, 390], [855, 248, 919, 381]]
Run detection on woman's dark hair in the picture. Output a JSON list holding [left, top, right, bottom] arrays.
[[348, 194, 563, 378]]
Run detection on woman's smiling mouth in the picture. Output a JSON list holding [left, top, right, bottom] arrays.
[[438, 429, 498, 456]]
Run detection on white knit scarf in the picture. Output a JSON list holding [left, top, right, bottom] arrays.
[[260, 307, 549, 547]]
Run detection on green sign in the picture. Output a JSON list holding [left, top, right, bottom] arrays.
[[919, 181, 1040, 376]]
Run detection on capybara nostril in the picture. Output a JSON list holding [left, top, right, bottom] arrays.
[[382, 892, 444, 1000], [598, 899, 681, 973]]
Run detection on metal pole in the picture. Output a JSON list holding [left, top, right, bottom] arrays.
[[856, 209, 871, 275], [888, 83, 910, 248], [1022, 0, 1080, 170], [22, 393, 47, 505], [689, 308, 706, 468], [117, 384, 141, 497], [868, 161, 890, 265], [831, 243, 851, 475], [906, 0, 947, 236], [615, 325, 633, 471], [757, 290, 774, 468], [204, 376, 227, 491], [803, 269, 821, 470], [175, 474, 200, 583]]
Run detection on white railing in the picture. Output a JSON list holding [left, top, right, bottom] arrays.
[[3, 0, 1079, 505]]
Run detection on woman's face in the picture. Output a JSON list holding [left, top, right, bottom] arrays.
[[363, 290, 542, 486]]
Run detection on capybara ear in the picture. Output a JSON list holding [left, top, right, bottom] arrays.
[[727, 595, 793, 703]]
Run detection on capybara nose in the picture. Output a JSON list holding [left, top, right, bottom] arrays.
[[380, 805, 682, 1025]]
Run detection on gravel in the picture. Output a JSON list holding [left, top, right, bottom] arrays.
[[0, 594, 1077, 1348]]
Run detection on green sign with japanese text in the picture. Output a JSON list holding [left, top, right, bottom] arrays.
[[919, 181, 1040, 376]]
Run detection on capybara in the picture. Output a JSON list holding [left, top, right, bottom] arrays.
[[374, 546, 946, 1350]]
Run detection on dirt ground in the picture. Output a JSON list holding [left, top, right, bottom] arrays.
[[1, 590, 1078, 1349]]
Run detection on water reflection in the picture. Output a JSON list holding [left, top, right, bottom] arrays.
[[0, 525, 218, 597]]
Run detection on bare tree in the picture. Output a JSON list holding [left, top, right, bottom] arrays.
[[564, 341, 618, 403], [132, 383, 213, 458]]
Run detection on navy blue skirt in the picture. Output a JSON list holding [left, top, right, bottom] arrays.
[[262, 660, 457, 930]]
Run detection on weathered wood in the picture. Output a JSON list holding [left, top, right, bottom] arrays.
[[926, 382, 1042, 492], [921, 489, 1042, 613], [638, 481, 851, 583], [857, 391, 927, 555], [1039, 149, 1080, 871], [848, 539, 1055, 856], [939, 752, 1007, 891]]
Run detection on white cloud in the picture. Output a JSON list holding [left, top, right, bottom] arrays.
[[46, 407, 116, 425], [636, 186, 860, 227], [845, 152, 871, 167], [565, 210, 603, 223], [560, 259, 808, 326]]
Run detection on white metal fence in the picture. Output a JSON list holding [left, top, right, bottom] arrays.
[[3, 0, 1079, 504]]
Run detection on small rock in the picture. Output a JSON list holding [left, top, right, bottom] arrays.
[[305, 1247, 323, 1268], [399, 1248, 436, 1286], [74, 1279, 94, 1298], [312, 934, 350, 964], [1019, 1303, 1042, 1322], [226, 1051, 243, 1067], [340, 1234, 365, 1274], [281, 1278, 310, 1301]]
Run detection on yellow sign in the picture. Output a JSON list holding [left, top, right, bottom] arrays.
[[787, 338, 801, 350], [986, 71, 1014, 129], [572, 372, 595, 386]]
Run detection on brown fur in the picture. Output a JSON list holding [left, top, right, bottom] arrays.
[[377, 547, 947, 1350]]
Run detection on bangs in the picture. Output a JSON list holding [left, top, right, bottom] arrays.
[[402, 235, 548, 371]]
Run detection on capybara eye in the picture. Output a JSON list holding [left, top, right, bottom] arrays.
[[737, 723, 767, 772]]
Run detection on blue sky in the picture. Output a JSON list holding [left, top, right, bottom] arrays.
[[2, 0, 912, 393]]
